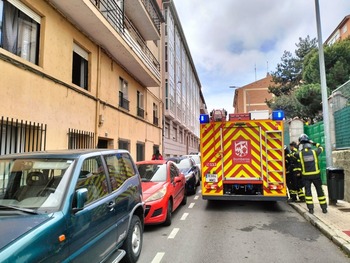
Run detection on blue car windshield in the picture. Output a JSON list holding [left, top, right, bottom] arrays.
[[176, 159, 192, 170], [0, 158, 75, 213]]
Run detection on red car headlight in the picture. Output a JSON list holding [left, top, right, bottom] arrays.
[[145, 187, 167, 202]]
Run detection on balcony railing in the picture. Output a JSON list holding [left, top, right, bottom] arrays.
[[153, 116, 159, 126], [140, 0, 161, 32], [137, 107, 145, 118], [90, 0, 160, 76], [119, 91, 130, 111]]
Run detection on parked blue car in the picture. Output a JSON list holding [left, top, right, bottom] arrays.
[[0, 149, 144, 263]]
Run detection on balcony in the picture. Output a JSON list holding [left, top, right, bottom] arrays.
[[137, 107, 145, 118], [119, 92, 130, 111], [124, 0, 161, 40], [153, 116, 159, 126], [47, 0, 162, 87]]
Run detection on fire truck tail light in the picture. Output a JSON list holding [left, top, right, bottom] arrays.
[[205, 183, 218, 190], [268, 183, 284, 190]]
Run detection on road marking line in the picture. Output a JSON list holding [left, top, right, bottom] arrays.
[[194, 195, 199, 200], [168, 228, 179, 239], [188, 202, 195, 208], [151, 252, 165, 263], [181, 212, 189, 220]]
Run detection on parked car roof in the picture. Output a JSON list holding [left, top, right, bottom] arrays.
[[0, 149, 129, 159]]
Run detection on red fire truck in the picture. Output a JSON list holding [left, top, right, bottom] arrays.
[[200, 109, 287, 201]]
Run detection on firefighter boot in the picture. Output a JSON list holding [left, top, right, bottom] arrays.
[[306, 198, 314, 214], [288, 192, 297, 202], [307, 204, 314, 214], [298, 189, 305, 202], [319, 196, 328, 214]]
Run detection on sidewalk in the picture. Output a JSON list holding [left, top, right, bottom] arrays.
[[289, 185, 350, 256]]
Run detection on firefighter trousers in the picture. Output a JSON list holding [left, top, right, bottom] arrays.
[[287, 171, 298, 200], [296, 176, 305, 201], [303, 177, 327, 210]]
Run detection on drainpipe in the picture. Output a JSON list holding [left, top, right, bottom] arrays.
[[95, 46, 102, 147]]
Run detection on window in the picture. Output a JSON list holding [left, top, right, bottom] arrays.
[[104, 152, 136, 191], [153, 103, 158, 126], [137, 91, 144, 118], [0, 116, 46, 155], [77, 156, 108, 205], [342, 24, 348, 34], [165, 122, 170, 139], [68, 128, 94, 149], [119, 77, 129, 110], [173, 127, 177, 141], [118, 139, 130, 151], [165, 80, 168, 110], [0, 0, 40, 64], [72, 43, 88, 90], [136, 142, 144, 162], [170, 164, 178, 181]]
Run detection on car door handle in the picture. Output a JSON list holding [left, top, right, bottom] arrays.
[[108, 201, 115, 211]]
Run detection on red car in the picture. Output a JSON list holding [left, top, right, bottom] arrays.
[[136, 160, 187, 226]]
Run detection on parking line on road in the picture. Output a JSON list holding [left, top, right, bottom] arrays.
[[168, 228, 179, 239], [181, 213, 189, 220], [188, 203, 195, 208], [151, 252, 165, 263]]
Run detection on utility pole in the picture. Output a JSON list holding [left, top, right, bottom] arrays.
[[314, 0, 332, 166]]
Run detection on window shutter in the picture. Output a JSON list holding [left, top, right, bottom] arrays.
[[7, 0, 41, 23]]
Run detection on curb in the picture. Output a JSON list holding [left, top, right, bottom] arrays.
[[289, 203, 350, 257]]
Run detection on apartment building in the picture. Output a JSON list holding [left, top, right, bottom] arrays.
[[159, 0, 203, 157], [0, 0, 164, 161], [233, 74, 274, 114], [325, 15, 350, 45]]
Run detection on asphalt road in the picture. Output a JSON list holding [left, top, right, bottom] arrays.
[[138, 190, 350, 263]]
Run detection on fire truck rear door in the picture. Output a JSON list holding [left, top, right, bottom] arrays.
[[221, 124, 263, 182]]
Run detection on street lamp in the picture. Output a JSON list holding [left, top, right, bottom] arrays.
[[314, 0, 332, 167]]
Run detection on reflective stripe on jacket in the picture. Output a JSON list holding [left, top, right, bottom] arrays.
[[299, 144, 323, 177]]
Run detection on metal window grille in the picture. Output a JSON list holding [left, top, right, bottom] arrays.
[[119, 91, 130, 110], [0, 117, 47, 155], [68, 129, 95, 149]]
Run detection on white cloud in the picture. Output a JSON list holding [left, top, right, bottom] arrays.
[[173, 0, 350, 113]]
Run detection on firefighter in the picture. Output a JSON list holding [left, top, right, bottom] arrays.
[[289, 141, 305, 202], [295, 134, 327, 214], [284, 145, 297, 202]]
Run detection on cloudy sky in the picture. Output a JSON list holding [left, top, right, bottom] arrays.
[[172, 0, 350, 113]]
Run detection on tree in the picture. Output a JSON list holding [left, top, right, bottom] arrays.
[[303, 37, 350, 91], [266, 94, 304, 120], [294, 84, 323, 122], [268, 36, 317, 97], [267, 36, 317, 119]]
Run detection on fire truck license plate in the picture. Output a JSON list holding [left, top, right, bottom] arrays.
[[206, 174, 218, 182]]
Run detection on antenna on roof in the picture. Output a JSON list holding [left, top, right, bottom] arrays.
[[267, 61, 269, 74], [254, 64, 257, 81]]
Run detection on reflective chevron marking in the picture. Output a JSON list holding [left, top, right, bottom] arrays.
[[201, 119, 286, 198]]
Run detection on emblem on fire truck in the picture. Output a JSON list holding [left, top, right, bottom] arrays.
[[232, 140, 252, 164]]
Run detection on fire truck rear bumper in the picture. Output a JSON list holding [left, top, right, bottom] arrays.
[[202, 195, 288, 201]]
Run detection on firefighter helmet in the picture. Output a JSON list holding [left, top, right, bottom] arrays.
[[298, 134, 309, 144]]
